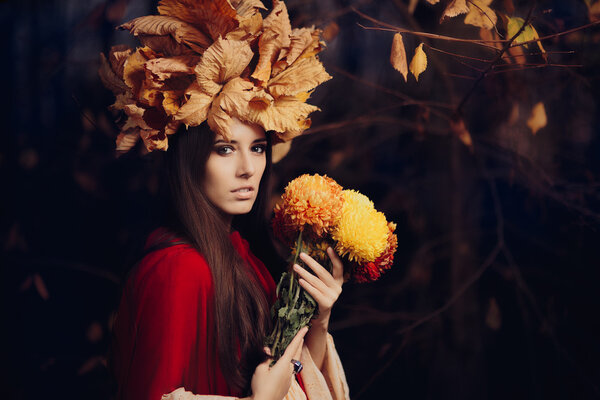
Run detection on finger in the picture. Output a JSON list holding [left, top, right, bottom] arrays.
[[299, 278, 330, 307], [294, 263, 329, 293], [280, 326, 308, 363], [299, 252, 336, 286], [293, 338, 303, 362], [327, 247, 344, 283]]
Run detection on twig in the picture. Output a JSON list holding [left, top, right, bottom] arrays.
[[510, 20, 600, 48], [454, 3, 537, 115], [353, 8, 502, 50]]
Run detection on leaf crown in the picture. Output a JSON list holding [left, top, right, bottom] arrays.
[[99, 0, 332, 153]]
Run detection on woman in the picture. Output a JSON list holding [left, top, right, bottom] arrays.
[[110, 118, 348, 400]]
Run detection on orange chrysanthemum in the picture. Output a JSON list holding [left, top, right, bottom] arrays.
[[275, 174, 344, 238]]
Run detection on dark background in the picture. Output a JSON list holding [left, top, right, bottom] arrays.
[[2, 0, 600, 399]]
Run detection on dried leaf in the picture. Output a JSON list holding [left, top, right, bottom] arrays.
[[425, 0, 440, 4], [137, 34, 195, 56], [116, 129, 141, 152], [409, 43, 427, 81], [450, 117, 473, 149], [123, 47, 159, 96], [174, 82, 214, 125], [145, 55, 198, 84], [243, 94, 319, 140], [441, 0, 470, 21], [120, 15, 212, 54], [390, 33, 408, 82], [464, 0, 497, 30], [272, 27, 321, 76], [139, 128, 168, 151], [231, 0, 267, 17], [99, 53, 129, 94], [157, 0, 238, 41], [227, 11, 263, 40], [506, 17, 538, 47], [526, 102, 547, 135], [33, 273, 50, 300], [195, 38, 254, 97], [272, 140, 292, 163], [251, 0, 292, 84], [207, 78, 255, 140], [267, 57, 331, 98]]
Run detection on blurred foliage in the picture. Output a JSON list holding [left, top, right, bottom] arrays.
[[3, 0, 600, 399]]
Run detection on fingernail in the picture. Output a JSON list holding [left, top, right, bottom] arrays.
[[293, 264, 300, 271]]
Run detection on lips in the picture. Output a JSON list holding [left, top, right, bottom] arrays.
[[232, 186, 255, 199]]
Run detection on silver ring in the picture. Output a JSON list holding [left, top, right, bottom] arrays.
[[291, 359, 303, 374]]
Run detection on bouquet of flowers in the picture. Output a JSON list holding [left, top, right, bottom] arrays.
[[265, 174, 398, 360]]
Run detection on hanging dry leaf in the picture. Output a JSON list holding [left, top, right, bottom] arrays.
[[526, 102, 547, 135], [251, 0, 292, 84], [464, 0, 497, 30], [441, 0, 470, 22], [450, 117, 473, 149], [139, 128, 168, 151], [267, 57, 331, 98], [144, 55, 198, 85], [137, 34, 195, 56], [157, 0, 238, 40], [390, 33, 408, 82], [409, 43, 427, 81]]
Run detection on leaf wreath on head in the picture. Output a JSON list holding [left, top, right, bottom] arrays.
[[99, 0, 332, 154]]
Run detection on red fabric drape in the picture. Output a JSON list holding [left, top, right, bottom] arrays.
[[111, 229, 276, 400]]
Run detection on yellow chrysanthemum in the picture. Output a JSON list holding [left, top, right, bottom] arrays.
[[332, 190, 389, 263], [277, 174, 343, 237]]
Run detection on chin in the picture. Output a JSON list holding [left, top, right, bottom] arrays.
[[225, 202, 255, 216]]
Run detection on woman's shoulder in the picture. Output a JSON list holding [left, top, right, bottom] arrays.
[[132, 230, 213, 291]]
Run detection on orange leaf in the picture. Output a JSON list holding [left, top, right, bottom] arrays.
[[441, 0, 470, 22], [251, 0, 292, 84], [157, 0, 238, 41], [267, 57, 331, 98], [120, 15, 211, 54], [390, 33, 408, 82]]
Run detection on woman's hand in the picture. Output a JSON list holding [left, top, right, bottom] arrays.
[[248, 326, 308, 400], [293, 248, 344, 371], [294, 248, 344, 329]]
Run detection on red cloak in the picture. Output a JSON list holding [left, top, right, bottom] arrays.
[[110, 229, 277, 400]]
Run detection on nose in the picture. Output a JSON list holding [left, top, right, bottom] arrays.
[[237, 149, 255, 178]]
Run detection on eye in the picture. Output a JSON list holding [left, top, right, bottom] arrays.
[[215, 145, 234, 155], [252, 144, 267, 154]]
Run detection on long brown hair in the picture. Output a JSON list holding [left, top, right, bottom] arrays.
[[164, 123, 273, 395]]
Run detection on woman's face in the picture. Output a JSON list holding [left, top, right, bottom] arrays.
[[203, 118, 268, 217]]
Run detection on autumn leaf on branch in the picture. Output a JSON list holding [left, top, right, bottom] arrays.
[[464, 0, 497, 30], [506, 16, 546, 55], [390, 33, 408, 81], [409, 43, 427, 81]]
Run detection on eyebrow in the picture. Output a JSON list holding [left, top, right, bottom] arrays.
[[214, 138, 267, 144]]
